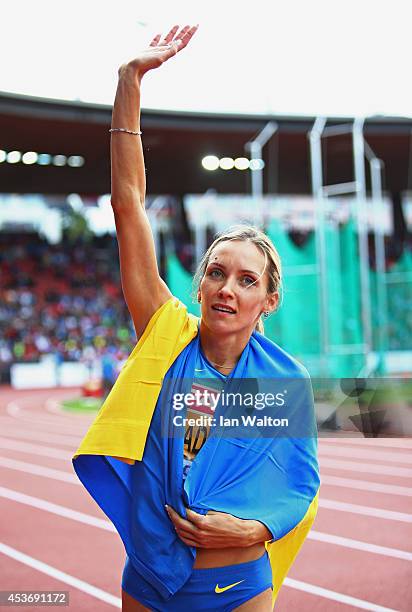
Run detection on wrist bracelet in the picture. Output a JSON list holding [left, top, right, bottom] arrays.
[[109, 128, 142, 135]]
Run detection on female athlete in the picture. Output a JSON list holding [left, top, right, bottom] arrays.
[[73, 24, 320, 612]]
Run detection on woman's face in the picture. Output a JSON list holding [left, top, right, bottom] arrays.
[[198, 240, 278, 336]]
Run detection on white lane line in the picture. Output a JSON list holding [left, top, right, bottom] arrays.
[[0, 457, 78, 484], [0, 437, 71, 460], [283, 577, 398, 611], [6, 399, 92, 428], [319, 445, 412, 465], [4, 434, 412, 479], [320, 457, 412, 478], [320, 498, 412, 522], [320, 438, 412, 450], [3, 448, 411, 525], [0, 428, 81, 447], [46, 398, 66, 415], [1, 482, 412, 563], [45, 396, 91, 414], [6, 402, 20, 417], [0, 544, 395, 612], [0, 415, 88, 435], [0, 542, 121, 608], [4, 456, 412, 504], [46, 397, 87, 418], [4, 404, 90, 425], [0, 486, 115, 531], [308, 531, 412, 561], [2, 444, 411, 524], [320, 474, 412, 497]]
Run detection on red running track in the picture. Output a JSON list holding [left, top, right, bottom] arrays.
[[0, 386, 411, 611]]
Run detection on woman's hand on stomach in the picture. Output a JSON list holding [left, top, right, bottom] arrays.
[[165, 505, 272, 568]]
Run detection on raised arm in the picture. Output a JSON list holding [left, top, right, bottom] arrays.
[[110, 25, 198, 338]]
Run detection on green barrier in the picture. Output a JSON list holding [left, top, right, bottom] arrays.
[[166, 225, 412, 378], [166, 253, 200, 316]]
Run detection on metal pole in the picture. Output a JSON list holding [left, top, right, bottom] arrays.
[[309, 116, 329, 376], [370, 158, 388, 374], [249, 141, 263, 197], [147, 197, 159, 267], [245, 122, 278, 226], [194, 223, 207, 267], [353, 117, 372, 367]]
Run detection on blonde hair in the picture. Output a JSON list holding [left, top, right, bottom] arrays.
[[193, 225, 282, 334]]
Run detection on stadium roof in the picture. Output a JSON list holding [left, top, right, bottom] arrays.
[[1, 92, 412, 197]]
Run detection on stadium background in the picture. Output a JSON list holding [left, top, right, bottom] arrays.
[[1, 6, 412, 610], [1, 92, 411, 385]]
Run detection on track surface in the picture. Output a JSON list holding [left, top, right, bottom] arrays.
[[0, 386, 411, 611]]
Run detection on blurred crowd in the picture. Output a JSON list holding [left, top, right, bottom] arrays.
[[1, 226, 411, 386], [0, 232, 134, 382]]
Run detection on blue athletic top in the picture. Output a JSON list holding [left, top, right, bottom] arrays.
[[183, 348, 227, 482]]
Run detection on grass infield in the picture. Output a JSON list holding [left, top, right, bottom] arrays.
[[62, 397, 103, 412]]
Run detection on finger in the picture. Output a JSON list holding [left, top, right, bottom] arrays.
[[165, 505, 181, 519], [177, 535, 200, 547], [172, 516, 195, 532], [185, 508, 207, 527], [176, 517, 200, 536], [161, 25, 179, 45], [149, 33, 161, 47], [166, 505, 194, 530], [175, 24, 199, 51], [176, 524, 199, 539], [174, 25, 191, 41], [172, 26, 191, 51], [165, 505, 180, 520]]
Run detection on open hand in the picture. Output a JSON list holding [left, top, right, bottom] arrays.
[[121, 24, 198, 81], [165, 505, 272, 548]]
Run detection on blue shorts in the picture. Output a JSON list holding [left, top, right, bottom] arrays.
[[122, 551, 273, 611]]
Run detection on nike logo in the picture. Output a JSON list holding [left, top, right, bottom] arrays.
[[215, 580, 245, 594]]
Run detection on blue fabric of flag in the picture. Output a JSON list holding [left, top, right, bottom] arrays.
[[73, 321, 319, 601]]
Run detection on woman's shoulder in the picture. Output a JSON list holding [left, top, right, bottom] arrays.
[[131, 296, 199, 354], [115, 297, 199, 379], [153, 296, 199, 332]]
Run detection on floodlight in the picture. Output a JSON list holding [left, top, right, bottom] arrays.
[[219, 157, 235, 170], [234, 157, 249, 170], [7, 151, 21, 164], [22, 151, 38, 165], [53, 155, 67, 167], [37, 154, 52, 165], [249, 158, 265, 171], [67, 155, 85, 168], [202, 155, 219, 171]]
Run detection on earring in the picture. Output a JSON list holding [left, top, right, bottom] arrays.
[[263, 311, 269, 319]]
